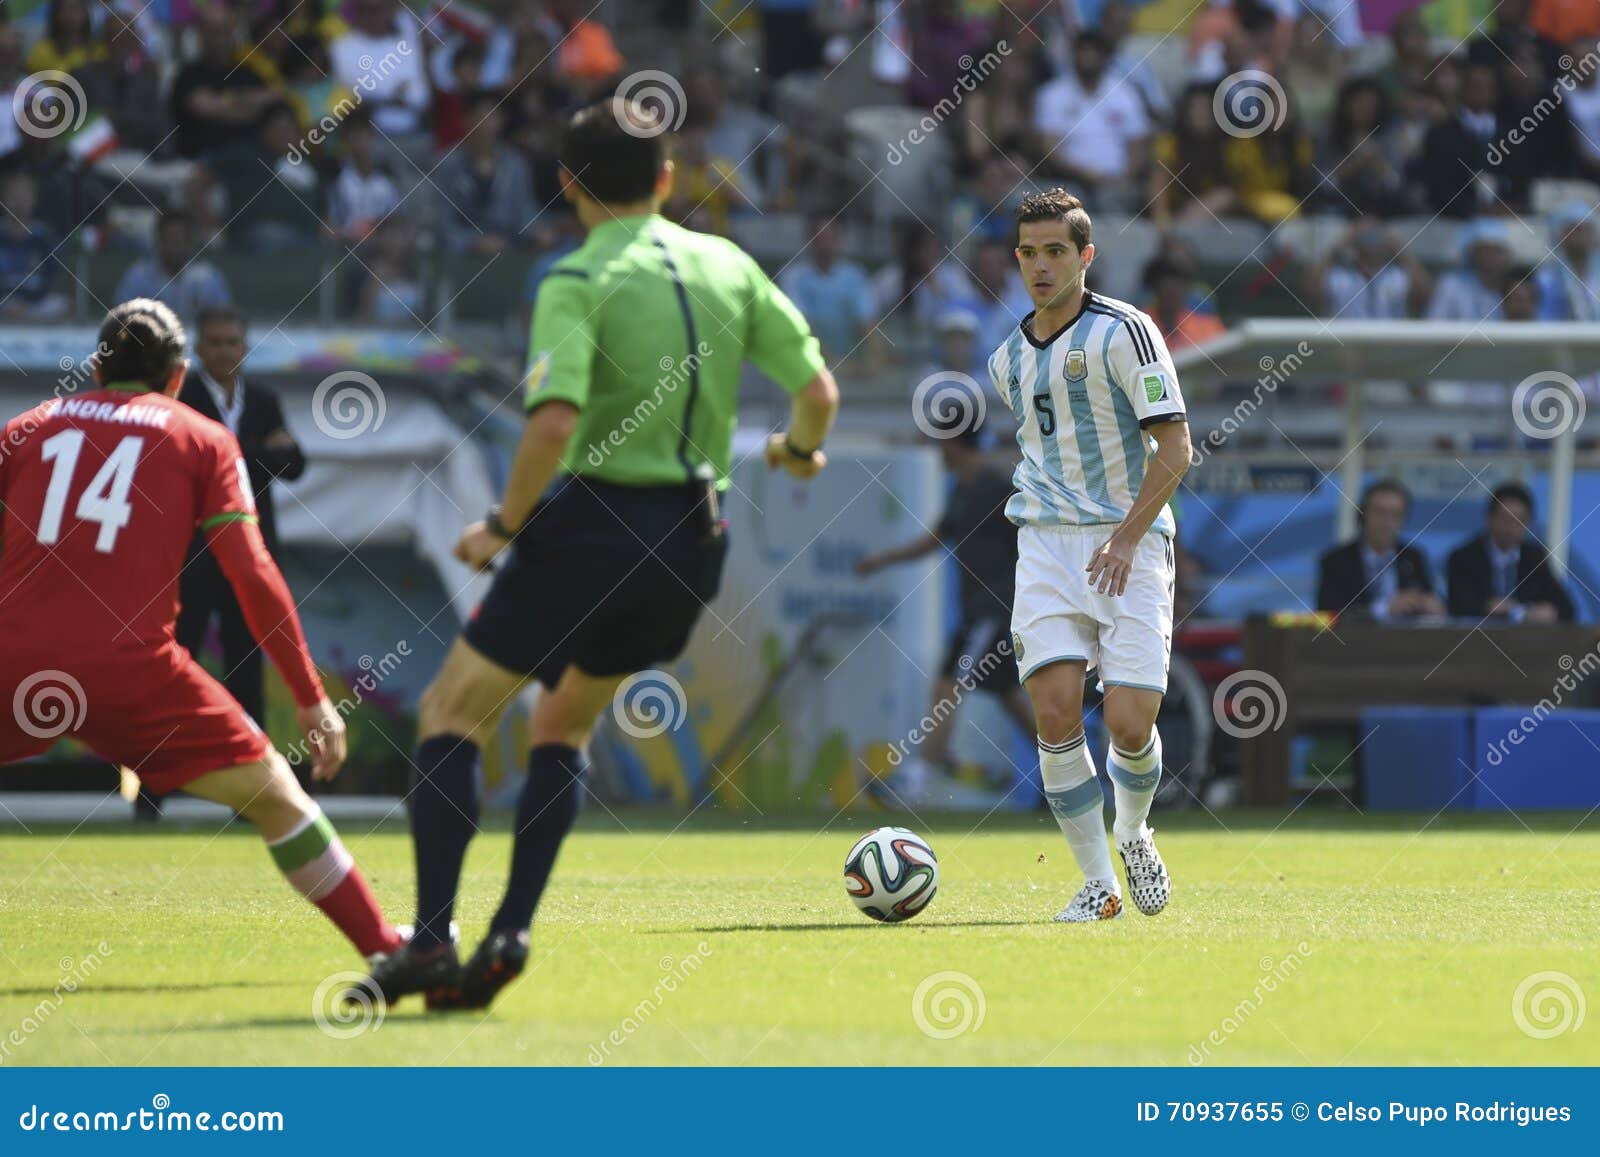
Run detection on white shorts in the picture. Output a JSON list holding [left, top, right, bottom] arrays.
[[1011, 524, 1175, 693]]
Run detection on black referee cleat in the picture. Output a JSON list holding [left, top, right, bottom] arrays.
[[352, 938, 461, 1009], [430, 929, 530, 1011]]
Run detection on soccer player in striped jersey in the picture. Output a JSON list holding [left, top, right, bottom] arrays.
[[988, 189, 1191, 922]]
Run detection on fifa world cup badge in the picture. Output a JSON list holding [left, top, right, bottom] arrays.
[[1143, 372, 1166, 402], [1065, 348, 1088, 382]]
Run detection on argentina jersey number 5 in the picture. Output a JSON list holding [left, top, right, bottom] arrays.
[[988, 293, 1186, 536]]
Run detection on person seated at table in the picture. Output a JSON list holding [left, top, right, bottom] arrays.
[[1446, 483, 1574, 623], [1316, 479, 1445, 620]]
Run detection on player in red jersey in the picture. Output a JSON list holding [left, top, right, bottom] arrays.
[[0, 299, 403, 965]]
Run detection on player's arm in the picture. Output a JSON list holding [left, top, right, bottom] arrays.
[[457, 266, 594, 569], [1087, 316, 1191, 597], [199, 436, 344, 779], [743, 252, 839, 479]]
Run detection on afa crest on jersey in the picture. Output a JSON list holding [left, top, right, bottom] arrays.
[[1064, 348, 1088, 382]]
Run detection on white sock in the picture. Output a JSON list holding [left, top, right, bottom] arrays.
[[1039, 733, 1116, 889], [1108, 728, 1162, 845]]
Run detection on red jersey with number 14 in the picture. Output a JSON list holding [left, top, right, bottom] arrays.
[[0, 385, 256, 658]]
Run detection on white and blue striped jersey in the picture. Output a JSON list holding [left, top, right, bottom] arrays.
[[987, 291, 1186, 536]]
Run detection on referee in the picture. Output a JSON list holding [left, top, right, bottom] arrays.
[[364, 97, 839, 1008]]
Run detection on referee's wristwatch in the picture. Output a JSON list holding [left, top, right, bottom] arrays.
[[484, 505, 518, 540], [783, 434, 822, 464]]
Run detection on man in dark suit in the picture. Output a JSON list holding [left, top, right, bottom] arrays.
[[1317, 479, 1445, 619], [136, 306, 306, 818], [1447, 482, 1574, 623]]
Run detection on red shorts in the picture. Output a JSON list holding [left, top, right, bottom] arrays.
[[0, 644, 272, 794]]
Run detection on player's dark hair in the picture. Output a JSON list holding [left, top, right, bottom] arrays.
[[96, 298, 186, 391], [1016, 188, 1092, 251], [559, 98, 664, 205], [195, 304, 244, 334], [1490, 481, 1534, 516], [1359, 478, 1410, 521]]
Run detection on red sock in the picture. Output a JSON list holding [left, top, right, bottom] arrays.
[[314, 868, 402, 957]]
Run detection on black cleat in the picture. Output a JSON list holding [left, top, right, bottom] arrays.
[[429, 929, 529, 1011], [352, 938, 461, 1009]]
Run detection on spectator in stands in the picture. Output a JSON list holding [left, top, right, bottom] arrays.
[[353, 217, 424, 324], [757, 0, 824, 80], [874, 222, 979, 344], [780, 217, 878, 368], [663, 124, 757, 235], [1313, 218, 1433, 319], [328, 111, 401, 245], [432, 40, 486, 153], [114, 211, 234, 324], [1285, 6, 1349, 132], [1565, 42, 1600, 185], [1500, 266, 1540, 322], [958, 42, 1036, 174], [0, 26, 29, 164], [1495, 39, 1569, 197], [1429, 218, 1513, 322], [1446, 482, 1574, 622], [1101, 1, 1170, 121], [1373, 9, 1434, 106], [1420, 61, 1521, 217], [1468, 0, 1563, 84], [951, 151, 1031, 246], [1142, 254, 1226, 351], [547, 1, 626, 97], [1316, 479, 1446, 619], [433, 90, 533, 256], [191, 101, 325, 254], [919, 307, 986, 383], [1320, 78, 1406, 217], [25, 0, 103, 75], [907, 0, 980, 112], [971, 240, 1034, 356], [1538, 202, 1600, 322], [75, 8, 166, 156], [1531, 0, 1600, 43], [1217, 75, 1315, 223], [329, 0, 430, 140], [171, 3, 279, 159], [682, 66, 783, 209], [0, 170, 67, 321], [1149, 83, 1236, 226], [505, 27, 575, 219], [278, 34, 350, 139], [1033, 30, 1150, 209]]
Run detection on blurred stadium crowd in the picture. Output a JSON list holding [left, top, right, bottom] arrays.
[[0, 0, 1596, 405]]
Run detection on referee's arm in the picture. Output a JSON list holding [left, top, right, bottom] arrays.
[[745, 255, 839, 479]]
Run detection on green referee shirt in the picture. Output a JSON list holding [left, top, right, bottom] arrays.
[[523, 212, 826, 488]]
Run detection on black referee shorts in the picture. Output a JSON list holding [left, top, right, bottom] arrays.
[[463, 477, 729, 688]]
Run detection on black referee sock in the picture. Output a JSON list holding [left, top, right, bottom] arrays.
[[490, 743, 586, 935], [410, 735, 481, 950]]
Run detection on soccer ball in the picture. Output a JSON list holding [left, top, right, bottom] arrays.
[[843, 827, 939, 922]]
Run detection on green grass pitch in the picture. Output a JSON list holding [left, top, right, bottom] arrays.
[[3, 809, 1596, 1066]]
